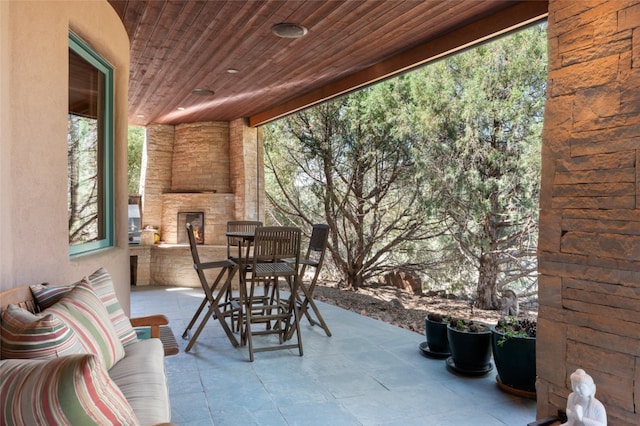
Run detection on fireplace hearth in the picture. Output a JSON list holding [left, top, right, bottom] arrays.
[[177, 212, 204, 244]]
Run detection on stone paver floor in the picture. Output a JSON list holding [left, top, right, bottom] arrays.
[[131, 286, 536, 426]]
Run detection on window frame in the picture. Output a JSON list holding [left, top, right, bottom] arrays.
[[68, 31, 115, 257]]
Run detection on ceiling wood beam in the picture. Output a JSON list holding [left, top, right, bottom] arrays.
[[248, 0, 549, 127]]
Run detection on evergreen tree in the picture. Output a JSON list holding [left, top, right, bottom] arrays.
[[127, 126, 145, 195], [264, 25, 546, 307], [265, 82, 442, 288], [411, 25, 546, 308]]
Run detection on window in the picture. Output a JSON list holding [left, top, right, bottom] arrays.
[[68, 32, 114, 256]]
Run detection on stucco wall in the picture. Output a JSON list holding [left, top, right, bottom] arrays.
[[0, 1, 13, 292], [537, 0, 640, 423], [0, 1, 131, 313]]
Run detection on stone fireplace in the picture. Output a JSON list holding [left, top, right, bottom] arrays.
[[158, 121, 234, 245], [160, 192, 233, 245], [130, 119, 264, 287]]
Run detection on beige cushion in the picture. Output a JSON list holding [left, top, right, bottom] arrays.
[[109, 338, 171, 425]]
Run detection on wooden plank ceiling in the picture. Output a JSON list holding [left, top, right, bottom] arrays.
[[107, 0, 548, 127]]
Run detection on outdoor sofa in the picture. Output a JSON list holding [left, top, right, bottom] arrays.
[[0, 267, 176, 426]]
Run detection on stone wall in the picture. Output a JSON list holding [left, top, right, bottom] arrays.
[[537, 1, 640, 423], [160, 193, 234, 245], [129, 245, 230, 288], [149, 245, 229, 287], [141, 124, 174, 230], [143, 122, 233, 238], [171, 122, 230, 193], [230, 120, 264, 221]]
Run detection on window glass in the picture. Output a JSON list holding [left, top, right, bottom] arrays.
[[68, 32, 114, 255]]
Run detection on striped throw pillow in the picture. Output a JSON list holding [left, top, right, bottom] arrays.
[[29, 283, 74, 310], [0, 304, 86, 359], [44, 278, 125, 369], [88, 267, 138, 346], [0, 354, 140, 426], [31, 267, 138, 347]]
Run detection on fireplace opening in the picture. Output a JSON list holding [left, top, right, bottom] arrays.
[[177, 212, 204, 244]]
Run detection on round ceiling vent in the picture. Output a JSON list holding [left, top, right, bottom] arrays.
[[271, 23, 308, 39], [191, 88, 215, 96]]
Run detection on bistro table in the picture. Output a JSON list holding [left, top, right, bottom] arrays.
[[225, 231, 255, 264]]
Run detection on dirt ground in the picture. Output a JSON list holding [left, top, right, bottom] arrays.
[[312, 280, 538, 337]]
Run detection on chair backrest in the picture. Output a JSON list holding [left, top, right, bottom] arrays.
[[308, 224, 329, 253], [186, 222, 202, 267], [226, 220, 263, 258], [252, 226, 301, 267], [304, 224, 329, 267]]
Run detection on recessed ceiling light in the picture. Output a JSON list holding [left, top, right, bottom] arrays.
[[177, 107, 185, 111], [271, 22, 308, 39], [191, 88, 215, 96], [226, 68, 239, 74], [135, 114, 145, 118]]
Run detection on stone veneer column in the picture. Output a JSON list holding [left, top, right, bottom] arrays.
[[141, 124, 174, 231], [537, 1, 640, 423], [229, 119, 264, 221]]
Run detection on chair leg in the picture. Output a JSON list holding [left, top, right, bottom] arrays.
[[222, 267, 240, 332], [185, 304, 217, 352], [289, 277, 304, 356], [212, 270, 241, 347], [186, 300, 240, 351], [244, 275, 303, 361], [182, 296, 208, 339], [304, 297, 332, 337], [245, 299, 254, 362], [184, 265, 240, 351], [285, 279, 331, 339]]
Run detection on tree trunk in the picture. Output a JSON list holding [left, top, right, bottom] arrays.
[[347, 260, 364, 289], [475, 252, 500, 309]]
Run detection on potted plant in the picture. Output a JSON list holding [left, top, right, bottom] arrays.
[[446, 318, 493, 375], [491, 316, 537, 397], [420, 312, 450, 358]]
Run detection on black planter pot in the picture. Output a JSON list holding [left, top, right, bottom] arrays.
[[425, 317, 450, 355], [491, 326, 536, 396], [446, 323, 492, 375]]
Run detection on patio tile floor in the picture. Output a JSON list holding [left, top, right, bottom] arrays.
[[131, 286, 536, 426]]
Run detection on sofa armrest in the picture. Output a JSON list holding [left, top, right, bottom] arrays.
[[130, 315, 179, 356], [130, 315, 169, 338]]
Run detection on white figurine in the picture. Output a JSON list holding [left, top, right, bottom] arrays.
[[561, 369, 606, 426]]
